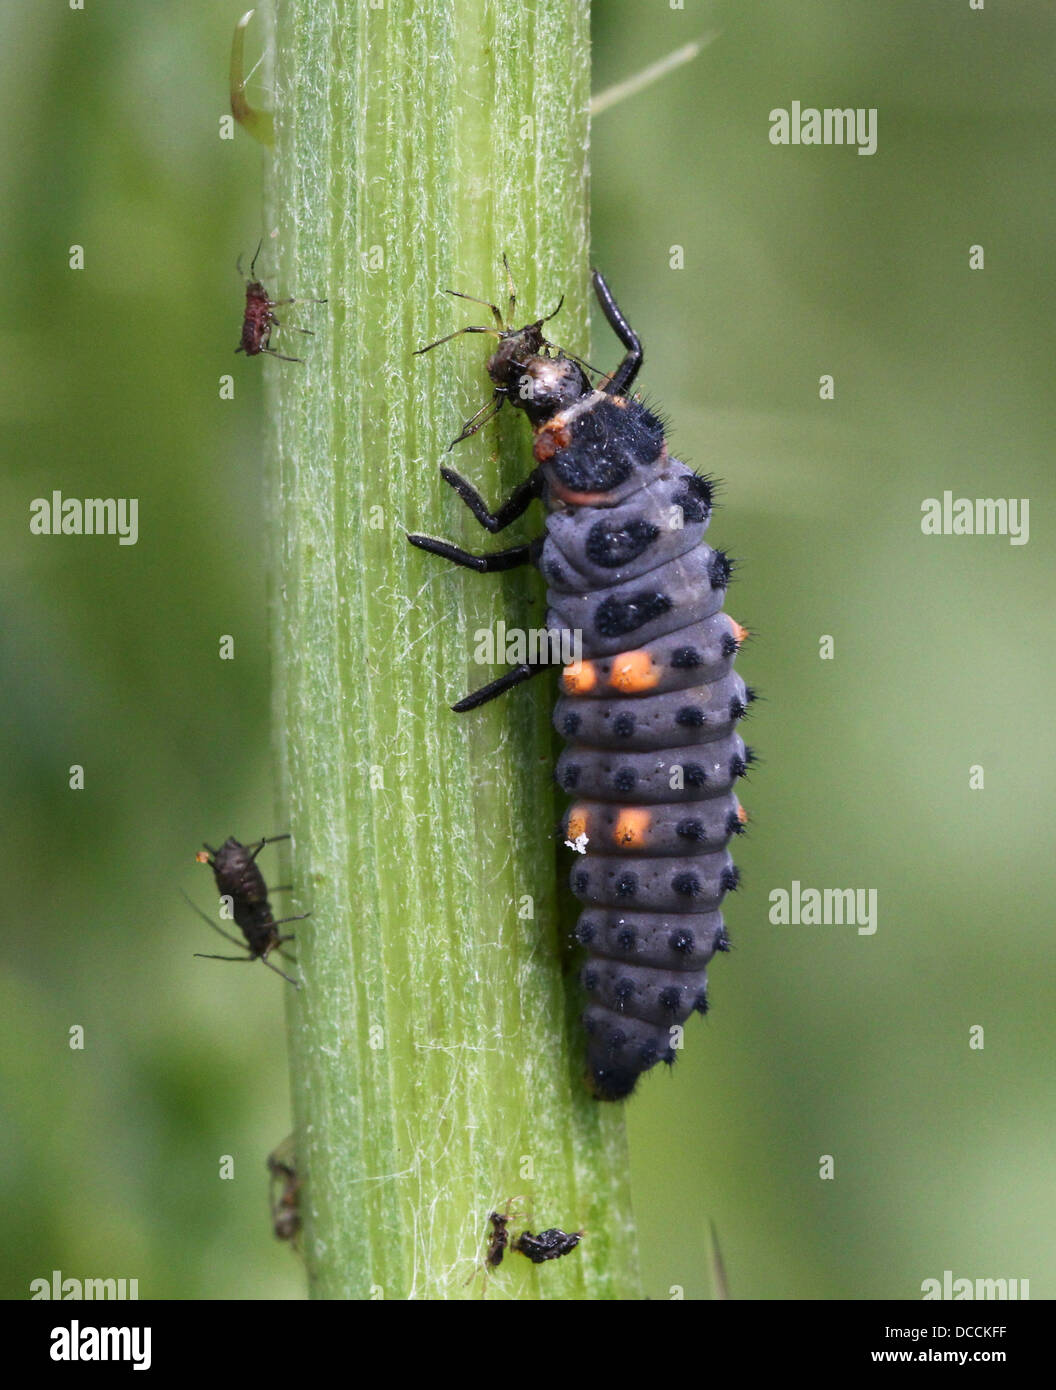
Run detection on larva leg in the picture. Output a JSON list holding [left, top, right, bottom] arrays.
[[453, 663, 549, 713], [406, 533, 535, 573], [591, 269, 642, 395], [438, 467, 541, 533]]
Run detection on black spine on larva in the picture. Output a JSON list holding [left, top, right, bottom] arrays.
[[539, 423, 749, 1101]]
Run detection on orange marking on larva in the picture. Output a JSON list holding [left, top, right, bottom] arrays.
[[736, 803, 748, 824], [610, 650, 661, 693], [729, 618, 749, 646], [532, 419, 573, 462], [613, 808, 650, 849], [562, 660, 598, 695], [547, 480, 614, 506], [566, 807, 589, 842]]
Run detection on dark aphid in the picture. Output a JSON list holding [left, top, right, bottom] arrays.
[[511, 1226, 582, 1264], [190, 834, 308, 987], [267, 1137, 302, 1244], [236, 242, 326, 362], [408, 264, 755, 1100], [485, 1210, 511, 1269]]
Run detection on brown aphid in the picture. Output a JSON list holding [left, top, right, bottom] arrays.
[[485, 1210, 511, 1268], [267, 1138, 302, 1244], [189, 834, 308, 987], [511, 1226, 582, 1264], [236, 242, 326, 362]]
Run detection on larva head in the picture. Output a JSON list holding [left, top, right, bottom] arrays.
[[534, 393, 667, 505]]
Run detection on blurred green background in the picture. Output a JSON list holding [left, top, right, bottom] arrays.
[[1, 0, 1052, 1300]]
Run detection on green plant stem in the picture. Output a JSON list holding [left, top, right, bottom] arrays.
[[268, 0, 640, 1299]]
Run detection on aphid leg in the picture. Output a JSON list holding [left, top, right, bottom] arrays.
[[237, 239, 264, 280], [194, 952, 254, 964], [260, 935, 302, 982], [438, 466, 541, 532], [445, 288, 506, 330], [501, 254, 517, 325], [269, 913, 311, 928], [247, 833, 291, 862], [180, 889, 246, 950], [447, 392, 506, 449], [268, 296, 328, 310], [453, 663, 549, 713], [591, 269, 642, 395], [406, 534, 534, 573], [261, 956, 300, 988], [259, 320, 303, 363], [540, 293, 565, 326], [562, 348, 605, 379], [414, 324, 502, 356]]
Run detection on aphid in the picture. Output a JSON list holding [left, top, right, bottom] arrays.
[[189, 833, 308, 987], [266, 1137, 302, 1244], [485, 1209, 511, 1269], [408, 265, 755, 1100], [236, 242, 326, 362], [511, 1226, 582, 1264]]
